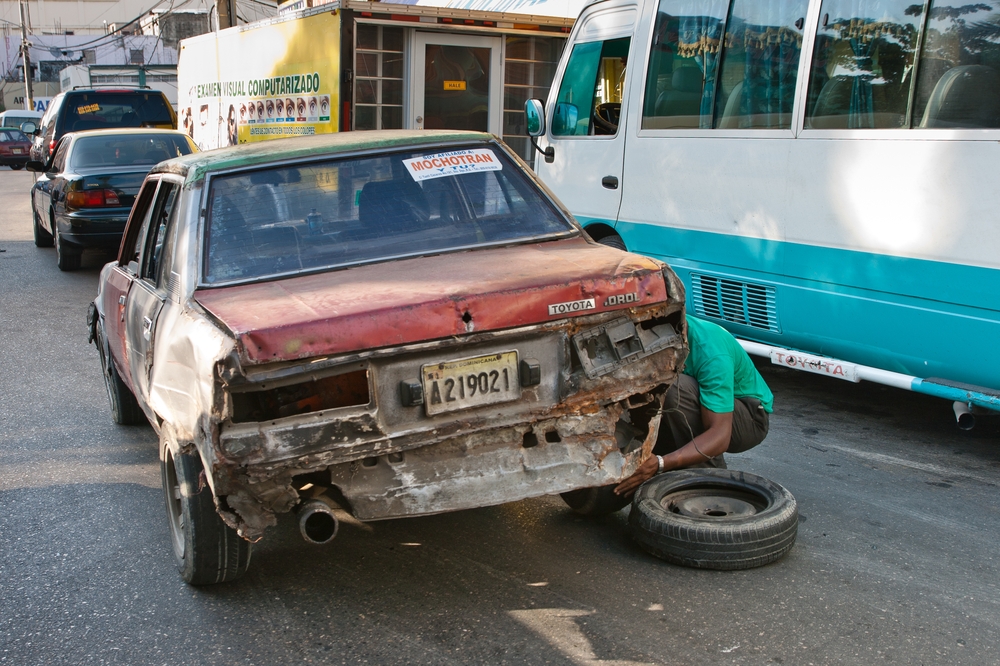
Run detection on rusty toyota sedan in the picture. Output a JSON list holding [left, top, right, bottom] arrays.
[[89, 130, 687, 584]]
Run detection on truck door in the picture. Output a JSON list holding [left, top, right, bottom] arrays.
[[533, 5, 637, 237], [410, 32, 503, 134], [124, 180, 180, 407]]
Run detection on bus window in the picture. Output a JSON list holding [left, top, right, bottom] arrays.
[[914, 1, 1000, 128], [641, 0, 728, 129], [552, 37, 630, 136], [805, 0, 921, 129], [713, 0, 809, 129]]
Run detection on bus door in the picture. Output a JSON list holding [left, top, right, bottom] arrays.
[[534, 5, 637, 233], [410, 32, 503, 135]]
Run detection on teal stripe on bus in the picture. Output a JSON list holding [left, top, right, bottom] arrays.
[[605, 221, 1000, 394]]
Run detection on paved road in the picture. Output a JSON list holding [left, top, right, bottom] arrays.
[[1, 165, 999, 666]]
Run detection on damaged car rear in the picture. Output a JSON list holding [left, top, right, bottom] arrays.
[[89, 130, 688, 584]]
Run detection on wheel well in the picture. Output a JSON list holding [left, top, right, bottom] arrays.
[[584, 223, 620, 243]]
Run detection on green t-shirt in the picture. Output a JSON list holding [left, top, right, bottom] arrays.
[[682, 315, 774, 413]]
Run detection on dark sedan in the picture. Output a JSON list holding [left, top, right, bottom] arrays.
[[0, 127, 31, 169], [28, 129, 196, 270]]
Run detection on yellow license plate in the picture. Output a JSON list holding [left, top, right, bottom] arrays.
[[421, 351, 520, 416]]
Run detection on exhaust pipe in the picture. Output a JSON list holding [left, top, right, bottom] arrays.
[[953, 401, 975, 431], [297, 498, 340, 544]]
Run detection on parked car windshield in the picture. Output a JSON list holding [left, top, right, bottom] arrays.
[[71, 133, 195, 169], [60, 93, 174, 132], [0, 129, 28, 142], [204, 144, 576, 285]]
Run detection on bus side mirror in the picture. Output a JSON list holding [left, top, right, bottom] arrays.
[[524, 99, 554, 164], [20, 121, 37, 135], [525, 99, 546, 137]]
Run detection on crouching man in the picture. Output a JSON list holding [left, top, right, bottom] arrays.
[[615, 315, 774, 497]]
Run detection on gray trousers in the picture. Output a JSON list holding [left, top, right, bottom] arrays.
[[655, 374, 770, 469]]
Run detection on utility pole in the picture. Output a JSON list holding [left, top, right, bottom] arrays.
[[18, 0, 34, 111], [217, 0, 236, 29]]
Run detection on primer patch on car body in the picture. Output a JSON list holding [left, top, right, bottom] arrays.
[[404, 149, 502, 182]]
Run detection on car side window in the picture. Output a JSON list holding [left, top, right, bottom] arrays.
[[120, 179, 159, 268], [139, 182, 179, 284], [49, 140, 69, 172]]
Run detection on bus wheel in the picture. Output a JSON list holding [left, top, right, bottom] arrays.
[[594, 233, 626, 251], [628, 469, 797, 570]]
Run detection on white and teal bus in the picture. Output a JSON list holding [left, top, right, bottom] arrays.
[[525, 0, 1000, 424]]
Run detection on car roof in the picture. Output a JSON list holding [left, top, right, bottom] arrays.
[[155, 130, 492, 183], [64, 128, 190, 140]]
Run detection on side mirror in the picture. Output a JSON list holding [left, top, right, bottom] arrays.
[[524, 99, 546, 137], [20, 121, 37, 135], [552, 103, 579, 136], [25, 160, 45, 173]]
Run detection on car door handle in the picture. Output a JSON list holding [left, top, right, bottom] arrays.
[[602, 176, 619, 190], [142, 316, 153, 340], [119, 295, 126, 305]]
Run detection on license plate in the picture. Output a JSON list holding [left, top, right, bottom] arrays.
[[422, 351, 520, 415], [12, 149, 22, 154]]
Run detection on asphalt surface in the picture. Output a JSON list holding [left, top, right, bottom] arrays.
[[1, 165, 999, 665]]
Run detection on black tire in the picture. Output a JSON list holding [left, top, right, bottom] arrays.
[[32, 207, 53, 247], [96, 324, 145, 425], [628, 468, 797, 570], [594, 233, 626, 251], [10, 164, 22, 170], [163, 448, 251, 585], [561, 484, 631, 517], [54, 221, 81, 271]]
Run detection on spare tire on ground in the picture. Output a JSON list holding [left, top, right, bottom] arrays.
[[628, 468, 797, 570]]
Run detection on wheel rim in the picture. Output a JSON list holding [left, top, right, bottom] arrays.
[[661, 486, 768, 519], [164, 450, 186, 559]]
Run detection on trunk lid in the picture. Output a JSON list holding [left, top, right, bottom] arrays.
[[194, 237, 669, 365]]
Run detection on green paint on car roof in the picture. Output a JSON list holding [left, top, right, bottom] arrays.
[[158, 130, 493, 184]]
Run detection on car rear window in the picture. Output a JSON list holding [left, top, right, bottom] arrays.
[[60, 93, 175, 133], [71, 134, 195, 168], [0, 129, 28, 142], [203, 144, 576, 285]]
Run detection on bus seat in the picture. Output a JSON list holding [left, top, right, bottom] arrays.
[[655, 66, 703, 118], [717, 81, 744, 129], [919, 64, 1000, 129], [809, 75, 853, 129]]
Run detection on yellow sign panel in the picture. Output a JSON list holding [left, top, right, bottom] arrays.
[[177, 10, 340, 149], [444, 80, 467, 91]]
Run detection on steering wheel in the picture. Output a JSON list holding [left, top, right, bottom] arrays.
[[592, 103, 621, 135]]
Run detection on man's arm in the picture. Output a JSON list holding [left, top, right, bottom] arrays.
[[613, 407, 733, 497]]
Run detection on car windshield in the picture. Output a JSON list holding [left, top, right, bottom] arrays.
[[0, 129, 28, 142], [203, 144, 576, 285], [71, 134, 194, 169], [62, 93, 174, 132]]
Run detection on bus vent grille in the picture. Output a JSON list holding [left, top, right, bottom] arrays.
[[691, 274, 779, 332]]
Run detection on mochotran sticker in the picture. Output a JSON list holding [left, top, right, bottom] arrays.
[[404, 149, 502, 182]]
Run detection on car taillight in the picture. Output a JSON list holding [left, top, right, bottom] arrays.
[[66, 189, 121, 209], [49, 139, 56, 153]]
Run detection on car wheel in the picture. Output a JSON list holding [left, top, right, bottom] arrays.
[[32, 207, 53, 248], [163, 447, 251, 585], [96, 324, 145, 425], [560, 484, 630, 516], [54, 221, 81, 271], [628, 468, 797, 570], [594, 233, 626, 251], [10, 164, 22, 170]]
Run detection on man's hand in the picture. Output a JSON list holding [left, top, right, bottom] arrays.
[[614, 454, 659, 497]]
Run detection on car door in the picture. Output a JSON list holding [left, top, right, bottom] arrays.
[[32, 138, 70, 235], [124, 179, 181, 406], [102, 178, 160, 384]]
